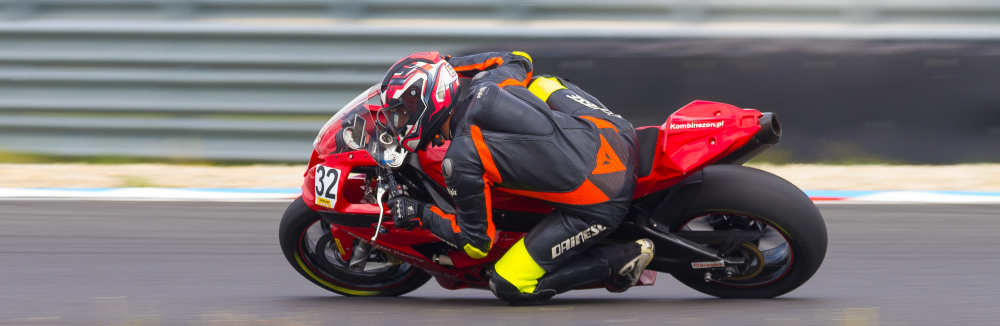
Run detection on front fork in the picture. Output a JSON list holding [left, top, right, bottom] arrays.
[[348, 172, 403, 272], [350, 176, 388, 272], [348, 241, 373, 272]]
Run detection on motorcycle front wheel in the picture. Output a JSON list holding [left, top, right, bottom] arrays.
[[665, 165, 828, 298], [278, 197, 431, 296]]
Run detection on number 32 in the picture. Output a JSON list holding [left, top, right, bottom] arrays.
[[315, 166, 340, 199]]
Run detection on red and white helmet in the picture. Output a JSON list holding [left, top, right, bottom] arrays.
[[379, 52, 461, 152]]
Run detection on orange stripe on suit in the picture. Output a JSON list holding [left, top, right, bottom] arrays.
[[470, 125, 499, 246], [497, 78, 529, 88], [482, 177, 496, 244], [496, 179, 611, 206], [470, 125, 502, 184], [581, 116, 619, 132], [453, 57, 504, 73], [429, 206, 461, 233]]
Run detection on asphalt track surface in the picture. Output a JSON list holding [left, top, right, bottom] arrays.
[[2, 201, 999, 325]]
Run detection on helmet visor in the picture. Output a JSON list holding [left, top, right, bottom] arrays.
[[379, 86, 423, 138], [383, 103, 412, 136]]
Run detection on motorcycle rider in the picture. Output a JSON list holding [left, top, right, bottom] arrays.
[[381, 51, 654, 305]]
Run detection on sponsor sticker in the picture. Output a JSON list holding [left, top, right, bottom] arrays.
[[691, 261, 726, 269], [551, 224, 607, 258], [566, 94, 622, 118], [334, 238, 346, 256], [316, 197, 332, 208], [669, 121, 725, 130], [373, 244, 425, 263]]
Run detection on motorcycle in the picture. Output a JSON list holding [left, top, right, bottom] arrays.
[[279, 84, 827, 299]]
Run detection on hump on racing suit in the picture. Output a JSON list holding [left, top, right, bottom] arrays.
[[418, 51, 639, 261]]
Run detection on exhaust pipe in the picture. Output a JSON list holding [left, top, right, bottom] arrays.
[[714, 112, 782, 165]]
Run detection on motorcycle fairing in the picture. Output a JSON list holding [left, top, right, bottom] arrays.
[[633, 101, 762, 198]]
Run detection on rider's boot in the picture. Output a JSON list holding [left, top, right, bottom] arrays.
[[489, 276, 556, 306], [604, 239, 655, 293], [489, 238, 655, 305]]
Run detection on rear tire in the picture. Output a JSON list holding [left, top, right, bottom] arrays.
[[279, 197, 430, 296], [664, 165, 827, 298]]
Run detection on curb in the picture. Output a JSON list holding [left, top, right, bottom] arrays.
[[804, 190, 1000, 204]]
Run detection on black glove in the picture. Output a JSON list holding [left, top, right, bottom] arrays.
[[387, 195, 425, 230]]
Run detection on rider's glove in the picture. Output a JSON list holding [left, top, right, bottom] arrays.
[[387, 195, 425, 231]]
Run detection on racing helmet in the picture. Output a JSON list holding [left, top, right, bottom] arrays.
[[379, 52, 461, 152]]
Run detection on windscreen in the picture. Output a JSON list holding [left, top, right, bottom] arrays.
[[312, 84, 407, 168]]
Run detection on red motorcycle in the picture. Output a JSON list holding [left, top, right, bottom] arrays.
[[279, 85, 827, 299]]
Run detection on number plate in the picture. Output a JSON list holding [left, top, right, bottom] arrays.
[[314, 165, 341, 208]]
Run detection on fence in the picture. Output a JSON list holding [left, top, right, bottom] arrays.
[[1, 2, 1000, 162], [0, 22, 488, 161], [4, 0, 1000, 23]]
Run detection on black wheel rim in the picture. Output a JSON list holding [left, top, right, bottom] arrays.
[[298, 219, 417, 290], [677, 213, 795, 287]]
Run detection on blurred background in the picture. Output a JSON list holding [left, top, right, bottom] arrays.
[[0, 0, 999, 164]]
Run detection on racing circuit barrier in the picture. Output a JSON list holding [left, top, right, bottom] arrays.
[[1, 1, 1000, 162], [3, 0, 1000, 23], [0, 21, 539, 161]]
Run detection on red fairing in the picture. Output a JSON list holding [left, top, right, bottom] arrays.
[[417, 142, 449, 187], [301, 150, 322, 210], [633, 101, 762, 198], [303, 150, 383, 214]]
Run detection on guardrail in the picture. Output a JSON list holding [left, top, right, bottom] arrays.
[[0, 22, 479, 161], [4, 0, 1000, 23], [1, 14, 1000, 162]]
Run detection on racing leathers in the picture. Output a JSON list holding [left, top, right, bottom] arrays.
[[414, 52, 642, 304]]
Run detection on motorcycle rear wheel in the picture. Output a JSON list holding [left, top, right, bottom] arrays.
[[666, 165, 828, 298], [279, 197, 430, 296]]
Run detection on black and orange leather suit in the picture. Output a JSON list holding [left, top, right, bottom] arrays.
[[417, 52, 640, 302]]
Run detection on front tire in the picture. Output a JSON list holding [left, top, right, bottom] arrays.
[[279, 197, 430, 296], [665, 165, 827, 298]]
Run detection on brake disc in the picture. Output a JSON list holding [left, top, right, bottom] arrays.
[[723, 242, 766, 281]]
